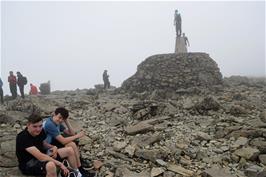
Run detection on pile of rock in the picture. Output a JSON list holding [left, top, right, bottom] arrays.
[[121, 53, 223, 93]]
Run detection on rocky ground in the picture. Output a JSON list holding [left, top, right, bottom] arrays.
[[0, 76, 265, 177]]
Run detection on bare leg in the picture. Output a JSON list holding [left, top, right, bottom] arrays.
[[46, 161, 57, 177], [57, 146, 78, 169], [66, 142, 81, 167]]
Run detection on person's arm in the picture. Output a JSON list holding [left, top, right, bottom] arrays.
[[43, 140, 58, 158], [25, 146, 69, 175], [63, 119, 75, 135], [55, 131, 84, 145]]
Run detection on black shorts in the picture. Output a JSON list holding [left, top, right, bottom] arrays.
[[20, 155, 63, 176], [20, 159, 47, 176], [51, 138, 65, 148]]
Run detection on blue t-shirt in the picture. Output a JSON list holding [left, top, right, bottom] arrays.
[[43, 116, 65, 144]]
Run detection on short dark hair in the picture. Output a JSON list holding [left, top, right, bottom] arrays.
[[54, 107, 69, 119], [27, 114, 43, 124]]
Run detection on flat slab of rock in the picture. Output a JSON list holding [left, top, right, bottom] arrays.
[[115, 167, 150, 177], [132, 133, 163, 147], [125, 122, 153, 135], [167, 164, 194, 176], [202, 167, 236, 177], [233, 147, 260, 160]]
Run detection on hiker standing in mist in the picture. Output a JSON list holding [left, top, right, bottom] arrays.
[[0, 77, 4, 104], [103, 70, 110, 89], [8, 71, 17, 99], [17, 71, 27, 99]]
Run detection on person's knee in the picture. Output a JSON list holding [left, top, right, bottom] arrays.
[[66, 146, 75, 156], [66, 142, 77, 149], [46, 161, 57, 174]]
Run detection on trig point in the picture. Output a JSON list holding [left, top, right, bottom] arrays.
[[174, 9, 190, 53]]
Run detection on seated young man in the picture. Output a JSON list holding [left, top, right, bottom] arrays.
[[16, 114, 84, 177], [43, 107, 91, 176]]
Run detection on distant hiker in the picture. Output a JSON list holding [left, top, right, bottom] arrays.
[[183, 33, 190, 47], [8, 71, 17, 99], [0, 77, 4, 104], [30, 83, 38, 95], [103, 70, 110, 89], [17, 71, 27, 99], [174, 9, 182, 37], [43, 107, 93, 177], [16, 114, 84, 177]]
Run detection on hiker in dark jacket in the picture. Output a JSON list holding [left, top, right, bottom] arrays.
[[17, 72, 27, 99], [8, 71, 17, 99], [0, 77, 3, 104], [102, 70, 110, 89]]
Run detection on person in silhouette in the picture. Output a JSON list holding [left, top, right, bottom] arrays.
[[17, 71, 27, 98], [103, 70, 110, 89], [8, 71, 17, 99], [0, 77, 4, 104], [183, 33, 190, 47], [174, 9, 182, 37]]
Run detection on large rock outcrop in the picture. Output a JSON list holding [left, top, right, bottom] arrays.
[[121, 53, 223, 92]]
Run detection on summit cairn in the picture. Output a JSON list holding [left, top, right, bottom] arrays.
[[121, 53, 223, 93], [121, 10, 223, 94]]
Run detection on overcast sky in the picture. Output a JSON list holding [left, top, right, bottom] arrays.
[[0, 1, 265, 94]]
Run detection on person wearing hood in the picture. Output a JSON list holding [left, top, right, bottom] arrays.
[[17, 72, 27, 98]]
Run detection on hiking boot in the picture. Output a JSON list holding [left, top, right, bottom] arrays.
[[68, 169, 83, 177], [80, 158, 93, 168], [68, 171, 77, 177]]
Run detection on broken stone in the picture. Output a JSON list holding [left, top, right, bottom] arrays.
[[233, 147, 260, 160], [151, 167, 165, 177], [167, 163, 194, 176], [124, 122, 154, 135], [201, 166, 236, 177]]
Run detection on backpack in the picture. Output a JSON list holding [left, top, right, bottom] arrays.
[[22, 76, 27, 85]]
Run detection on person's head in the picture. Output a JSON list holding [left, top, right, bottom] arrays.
[[175, 10, 178, 14], [17, 71, 22, 76], [9, 71, 13, 75], [182, 33, 185, 36], [53, 107, 69, 124], [26, 114, 43, 136], [30, 83, 33, 86]]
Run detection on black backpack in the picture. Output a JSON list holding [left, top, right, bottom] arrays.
[[22, 76, 27, 85]]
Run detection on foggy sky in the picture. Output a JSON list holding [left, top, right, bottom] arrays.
[[1, 1, 265, 94]]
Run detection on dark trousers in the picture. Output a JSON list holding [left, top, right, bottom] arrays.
[[9, 84, 17, 99], [0, 88, 3, 104], [103, 80, 110, 89], [19, 85, 25, 98]]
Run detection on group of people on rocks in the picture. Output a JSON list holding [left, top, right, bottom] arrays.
[[0, 69, 111, 104], [16, 107, 99, 177], [0, 71, 46, 104]]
